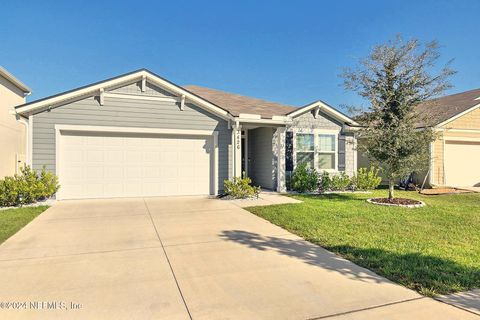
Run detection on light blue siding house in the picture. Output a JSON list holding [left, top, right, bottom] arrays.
[[13, 69, 359, 199]]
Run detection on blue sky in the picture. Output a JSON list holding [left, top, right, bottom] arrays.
[[1, 0, 479, 112]]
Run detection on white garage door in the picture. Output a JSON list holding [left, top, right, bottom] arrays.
[[444, 140, 480, 187], [58, 131, 213, 199]]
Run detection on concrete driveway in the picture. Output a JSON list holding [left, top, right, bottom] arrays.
[[0, 197, 476, 319]]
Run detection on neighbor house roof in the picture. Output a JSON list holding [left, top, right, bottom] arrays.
[[415, 88, 480, 127], [0, 66, 31, 94], [184, 85, 296, 118]]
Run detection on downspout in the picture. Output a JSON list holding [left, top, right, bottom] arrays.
[[15, 113, 30, 166]]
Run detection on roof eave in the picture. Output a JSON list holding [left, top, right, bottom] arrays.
[[0, 66, 31, 94]]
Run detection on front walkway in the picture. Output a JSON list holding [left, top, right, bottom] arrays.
[[0, 197, 476, 319]]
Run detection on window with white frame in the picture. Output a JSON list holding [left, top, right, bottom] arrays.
[[295, 132, 338, 171], [296, 133, 314, 168], [317, 134, 336, 170]]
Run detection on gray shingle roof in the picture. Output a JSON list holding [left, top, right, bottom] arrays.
[[415, 88, 480, 127]]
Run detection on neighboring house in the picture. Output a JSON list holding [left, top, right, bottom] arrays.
[[358, 88, 480, 188], [12, 69, 359, 200], [418, 89, 480, 187], [0, 66, 31, 178]]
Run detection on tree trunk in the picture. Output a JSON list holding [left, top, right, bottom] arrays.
[[388, 179, 395, 199]]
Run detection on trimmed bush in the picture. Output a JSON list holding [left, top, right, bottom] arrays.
[[224, 174, 260, 199], [330, 172, 351, 191], [292, 164, 318, 193], [0, 166, 60, 207], [352, 167, 382, 191]]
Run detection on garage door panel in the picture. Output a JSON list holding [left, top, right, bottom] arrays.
[[444, 140, 480, 187], [59, 131, 212, 199]]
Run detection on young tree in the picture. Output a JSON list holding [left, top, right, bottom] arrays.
[[342, 36, 455, 199]]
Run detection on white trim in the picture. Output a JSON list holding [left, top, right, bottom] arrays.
[[99, 88, 105, 106], [238, 113, 261, 119], [287, 100, 360, 126], [429, 141, 435, 186], [103, 92, 178, 103], [233, 123, 242, 177], [235, 117, 289, 125], [54, 124, 216, 136], [0, 66, 31, 94], [435, 128, 480, 133], [213, 132, 219, 195], [27, 115, 33, 166], [54, 125, 219, 200], [141, 75, 146, 92], [475, 96, 480, 101], [243, 129, 248, 176], [276, 127, 286, 192], [15, 70, 231, 120], [444, 137, 480, 142], [180, 95, 185, 111], [434, 103, 480, 128]]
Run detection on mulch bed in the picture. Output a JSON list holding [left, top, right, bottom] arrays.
[[419, 188, 472, 195], [369, 198, 423, 206]]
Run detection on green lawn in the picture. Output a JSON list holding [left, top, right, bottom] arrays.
[[246, 190, 480, 296], [0, 206, 49, 244]]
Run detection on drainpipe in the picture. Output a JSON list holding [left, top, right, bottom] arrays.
[[14, 113, 30, 166]]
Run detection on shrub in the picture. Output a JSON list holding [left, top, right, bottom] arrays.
[[38, 167, 60, 199], [291, 164, 318, 193], [352, 167, 382, 191], [224, 174, 260, 199], [330, 172, 352, 191], [318, 171, 332, 193], [0, 166, 60, 207]]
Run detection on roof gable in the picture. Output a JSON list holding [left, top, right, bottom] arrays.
[[287, 100, 359, 126], [15, 69, 230, 119]]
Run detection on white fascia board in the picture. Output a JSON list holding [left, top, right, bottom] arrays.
[[15, 70, 232, 121], [0, 66, 31, 94], [434, 103, 480, 128], [235, 117, 290, 125], [238, 113, 261, 119], [287, 100, 360, 126]]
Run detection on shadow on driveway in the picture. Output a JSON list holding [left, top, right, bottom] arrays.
[[219, 230, 480, 295]]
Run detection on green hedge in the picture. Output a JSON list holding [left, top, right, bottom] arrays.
[[0, 166, 60, 207]]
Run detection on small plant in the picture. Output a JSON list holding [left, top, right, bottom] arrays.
[[224, 173, 260, 199], [318, 171, 332, 193], [291, 164, 318, 193], [352, 167, 382, 191], [0, 166, 60, 207], [330, 172, 352, 191]]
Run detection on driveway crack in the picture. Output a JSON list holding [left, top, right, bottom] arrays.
[[143, 198, 193, 320]]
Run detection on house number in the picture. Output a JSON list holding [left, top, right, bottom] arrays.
[[236, 131, 241, 149]]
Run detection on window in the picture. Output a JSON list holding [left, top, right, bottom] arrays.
[[318, 134, 336, 170], [295, 132, 338, 171], [296, 134, 314, 168]]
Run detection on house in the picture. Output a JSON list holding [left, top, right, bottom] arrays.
[[357, 88, 480, 188], [13, 69, 359, 200], [0, 66, 31, 178], [417, 89, 480, 187]]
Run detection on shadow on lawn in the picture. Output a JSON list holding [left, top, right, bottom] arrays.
[[220, 230, 480, 295]]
